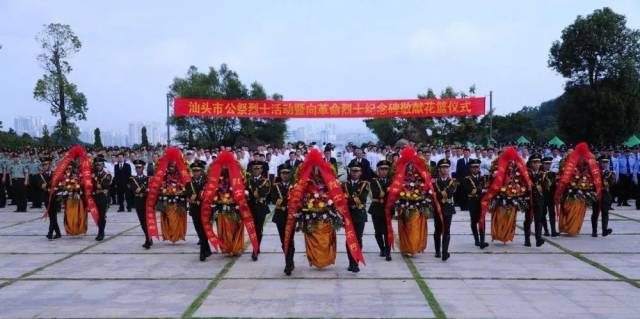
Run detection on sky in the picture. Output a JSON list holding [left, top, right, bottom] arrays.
[[1, 0, 639, 135]]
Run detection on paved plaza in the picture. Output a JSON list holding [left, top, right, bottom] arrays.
[[1, 205, 639, 319]]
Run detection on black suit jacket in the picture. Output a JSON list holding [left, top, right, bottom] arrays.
[[284, 159, 302, 169], [455, 157, 471, 182], [114, 162, 132, 187], [349, 157, 375, 180]]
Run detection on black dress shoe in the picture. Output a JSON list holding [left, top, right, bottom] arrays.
[[54, 233, 61, 239], [199, 251, 206, 262], [441, 252, 450, 261], [603, 229, 613, 237], [251, 253, 258, 261], [379, 251, 385, 257], [543, 232, 550, 237], [385, 254, 392, 261], [536, 238, 545, 247], [142, 241, 151, 249], [95, 233, 104, 241], [435, 252, 441, 258], [474, 241, 480, 247], [352, 265, 360, 273], [284, 268, 292, 276], [524, 239, 531, 247], [479, 242, 489, 249], [46, 233, 53, 240], [591, 233, 598, 238], [551, 232, 559, 237], [347, 264, 354, 272]]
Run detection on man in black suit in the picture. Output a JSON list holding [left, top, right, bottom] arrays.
[[455, 148, 472, 211], [348, 148, 375, 180], [323, 147, 338, 172], [114, 153, 132, 212], [285, 151, 302, 170]]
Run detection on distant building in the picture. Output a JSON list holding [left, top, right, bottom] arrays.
[[14, 116, 44, 137]]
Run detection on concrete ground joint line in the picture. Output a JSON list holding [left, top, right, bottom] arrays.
[[181, 243, 249, 319], [0, 224, 139, 290], [0, 216, 44, 230], [518, 222, 640, 289]]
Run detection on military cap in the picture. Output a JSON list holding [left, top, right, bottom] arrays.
[[529, 153, 542, 162], [190, 160, 205, 170], [348, 162, 362, 171], [249, 160, 263, 169], [437, 158, 451, 168], [277, 164, 291, 174], [597, 155, 610, 163], [377, 160, 392, 169], [133, 159, 146, 167], [542, 156, 553, 164]]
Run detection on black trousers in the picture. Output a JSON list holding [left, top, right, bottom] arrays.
[[274, 211, 295, 267], [190, 204, 211, 255], [543, 199, 557, 234], [468, 202, 483, 243], [524, 202, 544, 241], [12, 179, 27, 211], [371, 211, 388, 252], [592, 199, 611, 235], [116, 185, 132, 210], [95, 194, 109, 234], [250, 203, 268, 251], [134, 197, 149, 240], [347, 220, 365, 266], [617, 174, 632, 205], [434, 213, 453, 238], [109, 183, 117, 204], [48, 200, 61, 235], [0, 182, 6, 208]]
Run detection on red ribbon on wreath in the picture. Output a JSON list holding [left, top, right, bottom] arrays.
[[480, 147, 531, 232], [384, 146, 443, 250], [43, 145, 99, 226], [145, 147, 191, 240], [199, 150, 258, 254], [284, 149, 366, 265]]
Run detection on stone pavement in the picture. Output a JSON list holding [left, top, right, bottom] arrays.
[[0, 205, 639, 319]]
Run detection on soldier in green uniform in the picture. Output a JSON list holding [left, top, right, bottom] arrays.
[[368, 160, 392, 261], [93, 157, 112, 241], [542, 156, 559, 237], [463, 158, 489, 249], [28, 154, 41, 208], [592, 156, 615, 237], [434, 159, 456, 261], [8, 152, 29, 212], [271, 164, 294, 275], [527, 153, 546, 247], [246, 160, 271, 261], [185, 160, 211, 261], [129, 159, 152, 249], [0, 153, 7, 208], [343, 162, 370, 272]]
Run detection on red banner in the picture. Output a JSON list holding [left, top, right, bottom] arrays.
[[173, 97, 485, 118]]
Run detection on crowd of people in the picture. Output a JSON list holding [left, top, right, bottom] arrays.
[[0, 141, 628, 275]]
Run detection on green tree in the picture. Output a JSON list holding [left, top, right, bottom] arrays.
[[33, 23, 87, 143], [549, 7, 640, 144], [41, 125, 52, 147], [94, 128, 103, 148], [364, 85, 483, 145], [169, 64, 287, 147], [141, 126, 149, 148]]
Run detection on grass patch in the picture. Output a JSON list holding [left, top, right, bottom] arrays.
[[403, 255, 447, 319]]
